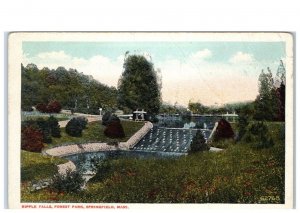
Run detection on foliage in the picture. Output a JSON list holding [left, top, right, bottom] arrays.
[[214, 119, 235, 141], [35, 118, 52, 143], [36, 103, 48, 113], [51, 170, 85, 193], [48, 116, 61, 137], [254, 62, 286, 121], [104, 121, 125, 138], [65, 117, 85, 137], [50, 121, 143, 147], [47, 100, 62, 113], [21, 63, 118, 113], [241, 122, 274, 149], [117, 54, 161, 114], [22, 117, 61, 142], [89, 158, 113, 182], [22, 105, 33, 112], [21, 150, 67, 182], [102, 111, 120, 126], [21, 126, 44, 152], [237, 113, 249, 141], [276, 82, 285, 121], [77, 116, 88, 129], [189, 130, 210, 153], [188, 102, 208, 114]]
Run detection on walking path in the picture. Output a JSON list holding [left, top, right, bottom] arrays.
[[58, 113, 101, 128]]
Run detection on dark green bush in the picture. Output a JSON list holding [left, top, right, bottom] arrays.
[[65, 118, 84, 137], [48, 116, 61, 137], [35, 118, 52, 144], [51, 170, 84, 193], [102, 111, 120, 126], [77, 116, 88, 129], [189, 130, 210, 153], [241, 122, 274, 149], [102, 111, 112, 126]]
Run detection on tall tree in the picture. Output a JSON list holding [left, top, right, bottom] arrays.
[[254, 66, 281, 121], [117, 54, 161, 114]]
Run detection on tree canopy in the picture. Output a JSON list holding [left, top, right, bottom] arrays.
[[253, 62, 285, 121], [21, 63, 118, 114], [117, 54, 161, 114]]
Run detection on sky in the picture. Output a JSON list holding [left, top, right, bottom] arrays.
[[22, 41, 286, 107]]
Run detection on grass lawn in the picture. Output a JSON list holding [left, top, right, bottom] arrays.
[[48, 120, 144, 147], [22, 122, 285, 204], [21, 150, 67, 182]]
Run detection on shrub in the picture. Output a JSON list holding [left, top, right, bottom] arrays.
[[22, 105, 33, 112], [241, 122, 274, 149], [77, 116, 88, 129], [104, 121, 125, 138], [21, 126, 44, 152], [237, 114, 249, 141], [47, 100, 62, 113], [36, 100, 62, 113], [214, 119, 235, 141], [48, 116, 61, 138], [102, 111, 120, 126], [89, 158, 113, 182], [189, 130, 210, 153], [102, 111, 112, 126], [35, 118, 52, 143], [36, 103, 48, 113], [65, 118, 84, 137], [51, 170, 84, 193]]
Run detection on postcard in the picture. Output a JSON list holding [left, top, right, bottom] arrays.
[[8, 32, 294, 209]]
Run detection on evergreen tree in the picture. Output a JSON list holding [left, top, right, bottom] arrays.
[[254, 67, 280, 121], [189, 130, 209, 153], [48, 116, 61, 138], [117, 54, 161, 114]]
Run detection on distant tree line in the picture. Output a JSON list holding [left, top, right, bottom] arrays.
[[21, 63, 118, 114]]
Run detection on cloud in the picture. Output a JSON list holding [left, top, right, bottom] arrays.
[[189, 49, 212, 61], [229, 51, 255, 64]]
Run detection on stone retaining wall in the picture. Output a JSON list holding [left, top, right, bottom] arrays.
[[45, 143, 119, 157], [125, 121, 153, 149]]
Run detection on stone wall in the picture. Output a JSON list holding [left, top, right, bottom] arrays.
[[124, 121, 153, 149]]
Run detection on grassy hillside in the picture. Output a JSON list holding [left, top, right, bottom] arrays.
[[21, 150, 67, 182]]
